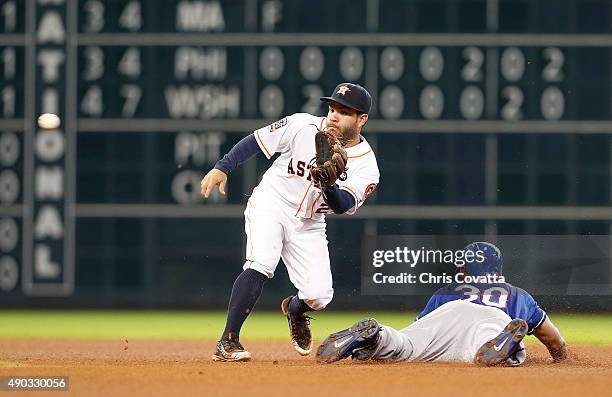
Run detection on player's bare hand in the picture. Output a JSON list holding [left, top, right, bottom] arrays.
[[201, 168, 227, 198]]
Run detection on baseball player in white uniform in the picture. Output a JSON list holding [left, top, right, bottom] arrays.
[[201, 83, 380, 362], [317, 242, 569, 366], [319, 300, 522, 364]]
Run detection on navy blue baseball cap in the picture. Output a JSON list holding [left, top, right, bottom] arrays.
[[461, 242, 503, 276], [320, 83, 372, 114]]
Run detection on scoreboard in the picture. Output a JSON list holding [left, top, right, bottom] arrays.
[[1, 0, 611, 301]]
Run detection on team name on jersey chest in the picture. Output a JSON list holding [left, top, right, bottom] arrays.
[[286, 157, 314, 181]]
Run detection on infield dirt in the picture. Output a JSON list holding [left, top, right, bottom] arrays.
[[1, 340, 611, 397]]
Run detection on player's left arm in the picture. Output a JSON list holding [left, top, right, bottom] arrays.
[[519, 288, 569, 362], [334, 156, 380, 215], [321, 186, 355, 214], [532, 317, 569, 362]]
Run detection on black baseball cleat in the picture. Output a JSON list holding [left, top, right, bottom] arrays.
[[211, 335, 252, 362], [281, 296, 313, 356], [474, 318, 528, 366], [316, 318, 381, 364]]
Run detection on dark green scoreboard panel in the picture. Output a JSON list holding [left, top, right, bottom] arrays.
[[0, 0, 611, 304]]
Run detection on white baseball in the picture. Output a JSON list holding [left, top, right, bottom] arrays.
[[37, 113, 61, 130]]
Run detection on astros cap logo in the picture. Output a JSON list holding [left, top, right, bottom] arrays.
[[336, 85, 351, 95]]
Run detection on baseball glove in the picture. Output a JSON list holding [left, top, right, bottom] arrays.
[[309, 125, 348, 190]]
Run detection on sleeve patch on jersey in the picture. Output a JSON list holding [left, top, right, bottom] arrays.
[[267, 117, 288, 133], [364, 183, 377, 200]]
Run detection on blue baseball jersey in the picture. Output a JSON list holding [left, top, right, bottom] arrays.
[[416, 283, 547, 334]]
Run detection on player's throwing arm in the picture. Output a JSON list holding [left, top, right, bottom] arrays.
[[201, 168, 227, 198]]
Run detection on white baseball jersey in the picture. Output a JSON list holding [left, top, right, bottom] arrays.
[[252, 113, 380, 220], [242, 112, 379, 309], [370, 300, 513, 362]]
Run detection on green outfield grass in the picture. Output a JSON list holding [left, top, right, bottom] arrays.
[[0, 311, 610, 344]]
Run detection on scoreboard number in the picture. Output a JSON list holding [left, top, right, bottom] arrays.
[[118, 47, 141, 79], [120, 85, 142, 117], [302, 84, 324, 115], [339, 47, 364, 81], [259, 85, 283, 118], [460, 86, 484, 120], [82, 46, 104, 81], [259, 46, 284, 81], [1, 1, 16, 33], [0, 132, 19, 167], [461, 47, 484, 82], [119, 0, 142, 32], [501, 47, 525, 82], [542, 47, 565, 82], [1, 86, 14, 117], [81, 85, 103, 117], [300, 47, 324, 82], [501, 86, 524, 121], [541, 86, 564, 121], [379, 85, 404, 120], [420, 85, 444, 120], [380, 47, 404, 82], [420, 47, 444, 82], [0, 255, 18, 292], [2, 47, 15, 80], [83, 0, 104, 33]]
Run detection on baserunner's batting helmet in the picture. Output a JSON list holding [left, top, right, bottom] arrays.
[[461, 242, 503, 276]]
